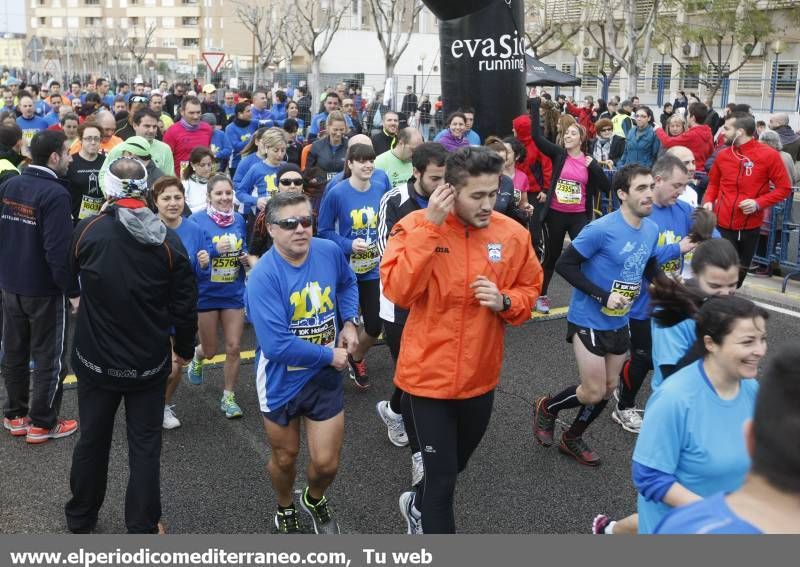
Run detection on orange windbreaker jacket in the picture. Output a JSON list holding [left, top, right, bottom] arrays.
[[380, 209, 543, 400]]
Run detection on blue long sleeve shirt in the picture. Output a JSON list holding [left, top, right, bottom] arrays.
[[246, 238, 359, 412], [317, 178, 389, 281], [225, 121, 258, 171], [235, 160, 283, 213], [210, 129, 232, 169]]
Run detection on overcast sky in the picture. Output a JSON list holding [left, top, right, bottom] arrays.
[[0, 0, 27, 35]]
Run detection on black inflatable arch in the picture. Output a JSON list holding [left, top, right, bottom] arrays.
[[423, 0, 526, 139]]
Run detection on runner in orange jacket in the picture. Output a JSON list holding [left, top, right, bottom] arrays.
[[380, 146, 543, 534]]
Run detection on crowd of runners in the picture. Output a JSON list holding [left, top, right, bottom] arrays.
[[1, 75, 799, 535]]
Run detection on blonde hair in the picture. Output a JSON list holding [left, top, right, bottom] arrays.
[[262, 127, 287, 150]]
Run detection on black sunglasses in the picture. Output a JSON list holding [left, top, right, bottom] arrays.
[[273, 216, 313, 230], [279, 178, 304, 186]]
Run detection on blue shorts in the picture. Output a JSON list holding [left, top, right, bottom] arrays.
[[262, 369, 344, 426]]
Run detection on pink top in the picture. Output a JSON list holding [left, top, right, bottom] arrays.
[[511, 169, 530, 205], [549, 154, 588, 214]]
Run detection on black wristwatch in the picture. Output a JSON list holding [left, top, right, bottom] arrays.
[[501, 294, 511, 312]]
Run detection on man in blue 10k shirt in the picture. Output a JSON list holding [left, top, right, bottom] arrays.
[[534, 164, 661, 467], [656, 346, 800, 534], [246, 192, 359, 535]]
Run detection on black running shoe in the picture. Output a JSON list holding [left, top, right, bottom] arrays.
[[533, 396, 555, 447], [559, 434, 601, 466], [348, 354, 370, 389], [299, 487, 340, 534], [274, 507, 301, 534]]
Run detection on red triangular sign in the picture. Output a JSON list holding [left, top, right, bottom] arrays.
[[202, 52, 225, 73]]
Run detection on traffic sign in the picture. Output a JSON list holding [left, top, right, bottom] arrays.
[[202, 52, 225, 73]]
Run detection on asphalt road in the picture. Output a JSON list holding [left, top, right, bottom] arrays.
[[1, 276, 797, 535]]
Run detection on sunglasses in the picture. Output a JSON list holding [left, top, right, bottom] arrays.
[[273, 216, 313, 230], [129, 95, 149, 104], [279, 178, 304, 186], [600, 128, 613, 133]]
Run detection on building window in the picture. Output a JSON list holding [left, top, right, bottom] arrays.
[[52, 16, 63, 27], [680, 63, 701, 90], [163, 17, 175, 28], [736, 62, 764, 94], [182, 17, 199, 26], [39, 17, 47, 25], [771, 61, 798, 93], [130, 17, 139, 26], [106, 17, 114, 27], [162, 38, 176, 48], [31, 17, 39, 29], [85, 17, 101, 26], [582, 63, 599, 90], [85, 0, 100, 5], [183, 38, 199, 47], [650, 63, 672, 92]]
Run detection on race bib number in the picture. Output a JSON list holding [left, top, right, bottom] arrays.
[[287, 314, 336, 372], [350, 241, 380, 274], [210, 253, 240, 283], [601, 280, 641, 317], [661, 258, 681, 279], [78, 195, 103, 219], [554, 179, 582, 205]]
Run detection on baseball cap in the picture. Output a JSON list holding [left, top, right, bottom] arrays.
[[202, 84, 216, 94]]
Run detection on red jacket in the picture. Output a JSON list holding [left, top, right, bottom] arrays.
[[703, 139, 792, 230], [655, 124, 715, 172], [512, 114, 552, 192], [565, 102, 597, 139]]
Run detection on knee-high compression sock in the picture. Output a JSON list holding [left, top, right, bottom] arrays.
[[544, 385, 581, 416], [566, 399, 609, 438], [389, 387, 404, 415]]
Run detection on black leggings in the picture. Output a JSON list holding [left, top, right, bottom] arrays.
[[357, 278, 382, 339], [383, 319, 420, 455], [402, 390, 495, 534], [718, 227, 760, 288], [542, 210, 587, 295], [618, 317, 653, 409]]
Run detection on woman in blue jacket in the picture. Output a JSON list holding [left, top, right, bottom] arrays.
[[619, 105, 660, 168]]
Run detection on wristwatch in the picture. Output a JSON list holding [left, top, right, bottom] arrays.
[[501, 294, 511, 312], [347, 317, 362, 327]]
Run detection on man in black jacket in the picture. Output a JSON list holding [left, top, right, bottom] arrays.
[[0, 130, 77, 444], [64, 157, 198, 534], [375, 142, 448, 487]]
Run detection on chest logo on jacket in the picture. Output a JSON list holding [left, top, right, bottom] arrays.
[[488, 243, 502, 263]]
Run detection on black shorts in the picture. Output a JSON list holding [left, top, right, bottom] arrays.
[[566, 322, 630, 357]]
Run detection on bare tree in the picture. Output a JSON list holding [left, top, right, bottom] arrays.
[[105, 29, 129, 81], [291, 0, 350, 101], [584, 0, 663, 98], [366, 0, 424, 81], [280, 24, 304, 74], [658, 0, 779, 100], [125, 22, 158, 77], [234, 0, 288, 87], [524, 0, 585, 58]]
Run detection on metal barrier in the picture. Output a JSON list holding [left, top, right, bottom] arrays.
[[750, 186, 800, 293]]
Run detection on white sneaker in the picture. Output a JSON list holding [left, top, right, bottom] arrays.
[[535, 296, 551, 314], [611, 406, 642, 433], [376, 400, 408, 447], [163, 405, 181, 430], [399, 491, 423, 535], [411, 451, 424, 487]]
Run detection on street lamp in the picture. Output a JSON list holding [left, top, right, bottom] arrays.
[[657, 43, 668, 107], [571, 44, 581, 99], [769, 40, 783, 113]]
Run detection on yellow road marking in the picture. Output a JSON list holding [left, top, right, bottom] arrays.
[[744, 283, 800, 301], [63, 307, 569, 385]]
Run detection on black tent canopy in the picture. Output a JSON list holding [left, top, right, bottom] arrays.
[[525, 54, 581, 87]]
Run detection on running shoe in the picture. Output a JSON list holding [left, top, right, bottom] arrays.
[[274, 506, 301, 534], [558, 434, 601, 466], [186, 357, 203, 385], [399, 491, 423, 535], [592, 514, 612, 535], [3, 416, 31, 437], [535, 295, 551, 314], [162, 405, 181, 430], [376, 401, 408, 447], [220, 392, 243, 419], [348, 354, 370, 389], [26, 418, 78, 445], [299, 486, 340, 534], [611, 406, 642, 433], [533, 396, 555, 447], [411, 451, 424, 487]]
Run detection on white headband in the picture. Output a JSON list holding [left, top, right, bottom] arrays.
[[104, 158, 149, 200]]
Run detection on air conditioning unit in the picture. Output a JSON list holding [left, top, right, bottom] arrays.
[[744, 42, 765, 57], [682, 43, 701, 58], [582, 46, 598, 60]]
